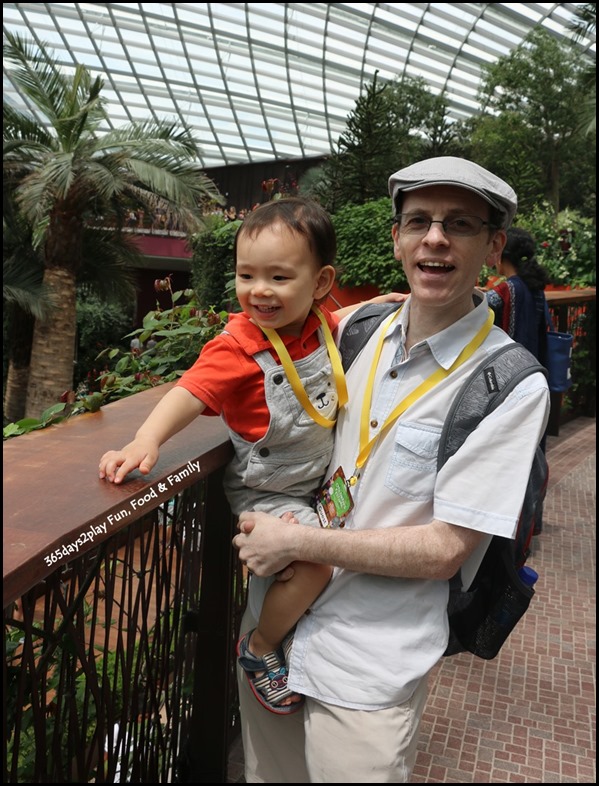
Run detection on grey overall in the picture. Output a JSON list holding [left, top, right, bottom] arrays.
[[223, 336, 338, 618], [224, 336, 337, 521]]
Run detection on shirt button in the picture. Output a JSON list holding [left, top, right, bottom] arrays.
[[370, 419, 378, 429], [390, 370, 398, 378], [273, 374, 283, 385], [259, 448, 270, 457]]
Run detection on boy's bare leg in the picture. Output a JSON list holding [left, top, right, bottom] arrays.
[[249, 560, 332, 657], [243, 561, 332, 705]]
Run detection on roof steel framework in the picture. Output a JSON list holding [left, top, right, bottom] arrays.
[[3, 3, 596, 169]]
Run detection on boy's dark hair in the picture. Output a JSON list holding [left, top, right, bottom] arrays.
[[233, 197, 337, 269], [502, 227, 550, 292]]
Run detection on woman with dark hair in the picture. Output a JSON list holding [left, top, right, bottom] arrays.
[[487, 227, 550, 493], [486, 226, 550, 365]]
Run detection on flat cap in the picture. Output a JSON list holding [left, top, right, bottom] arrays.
[[389, 156, 517, 229]]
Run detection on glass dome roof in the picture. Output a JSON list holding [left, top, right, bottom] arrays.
[[3, 3, 595, 169]]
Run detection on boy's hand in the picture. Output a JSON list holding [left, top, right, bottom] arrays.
[[334, 291, 407, 320], [98, 438, 159, 484], [366, 292, 407, 305]]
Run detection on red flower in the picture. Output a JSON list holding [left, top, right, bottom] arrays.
[[154, 275, 172, 293]]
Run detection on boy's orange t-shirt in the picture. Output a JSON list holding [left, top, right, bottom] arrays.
[[176, 307, 339, 441]]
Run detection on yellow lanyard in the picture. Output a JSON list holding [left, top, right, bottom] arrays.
[[261, 307, 348, 429], [352, 307, 494, 479]]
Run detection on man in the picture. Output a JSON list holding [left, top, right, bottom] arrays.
[[233, 157, 550, 783]]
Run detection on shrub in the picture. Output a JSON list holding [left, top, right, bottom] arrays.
[[96, 279, 227, 403], [3, 282, 227, 439], [520, 205, 596, 288], [75, 293, 133, 389], [189, 217, 239, 311], [479, 202, 596, 288], [332, 198, 408, 292]]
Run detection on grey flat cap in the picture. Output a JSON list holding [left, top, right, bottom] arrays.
[[389, 156, 517, 229]]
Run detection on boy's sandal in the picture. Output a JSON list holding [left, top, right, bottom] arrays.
[[237, 629, 304, 715]]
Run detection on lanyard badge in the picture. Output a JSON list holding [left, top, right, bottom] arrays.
[[314, 467, 355, 528]]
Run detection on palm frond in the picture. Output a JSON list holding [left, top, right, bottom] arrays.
[[569, 3, 596, 41], [97, 119, 200, 157], [3, 31, 107, 140], [3, 103, 55, 148], [2, 257, 51, 320], [78, 229, 140, 304], [128, 156, 222, 201]]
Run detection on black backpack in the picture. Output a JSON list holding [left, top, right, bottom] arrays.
[[339, 303, 549, 659]]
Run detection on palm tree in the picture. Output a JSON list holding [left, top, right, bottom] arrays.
[[3, 32, 223, 418], [3, 205, 49, 423], [3, 194, 146, 422]]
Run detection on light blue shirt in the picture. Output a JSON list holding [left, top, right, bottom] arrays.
[[288, 292, 550, 710]]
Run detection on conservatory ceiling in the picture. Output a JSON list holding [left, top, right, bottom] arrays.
[[3, 3, 596, 169]]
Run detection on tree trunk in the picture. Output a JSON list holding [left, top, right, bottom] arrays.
[[4, 365, 31, 424], [3, 304, 35, 423], [25, 267, 78, 418]]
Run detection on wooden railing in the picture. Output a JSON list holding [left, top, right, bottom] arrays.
[[545, 288, 596, 435], [3, 384, 244, 783]]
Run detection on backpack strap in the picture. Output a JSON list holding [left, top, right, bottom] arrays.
[[441, 342, 547, 593], [438, 343, 547, 469], [441, 343, 548, 658], [339, 302, 403, 372]]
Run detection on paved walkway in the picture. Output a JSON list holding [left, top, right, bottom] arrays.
[[228, 416, 596, 783]]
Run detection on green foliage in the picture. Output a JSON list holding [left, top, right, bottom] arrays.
[[3, 396, 105, 439], [95, 283, 227, 403], [383, 76, 459, 162], [478, 29, 591, 213], [318, 73, 399, 211], [4, 600, 146, 782], [463, 112, 545, 216], [5, 615, 102, 781], [478, 203, 596, 290], [189, 217, 239, 311], [332, 198, 407, 292], [517, 204, 596, 288], [75, 292, 133, 388], [480, 29, 584, 132], [555, 132, 596, 219], [313, 74, 459, 213], [569, 3, 596, 136], [3, 284, 227, 438]]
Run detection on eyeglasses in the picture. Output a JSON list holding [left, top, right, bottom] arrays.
[[394, 213, 496, 237]]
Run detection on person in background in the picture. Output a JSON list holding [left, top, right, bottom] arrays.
[[486, 226, 550, 365], [485, 226, 551, 525], [233, 157, 550, 783], [99, 197, 403, 716]]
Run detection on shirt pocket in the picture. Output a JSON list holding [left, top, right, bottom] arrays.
[[384, 421, 441, 500]]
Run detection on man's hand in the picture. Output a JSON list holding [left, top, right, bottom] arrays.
[[233, 510, 300, 577]]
